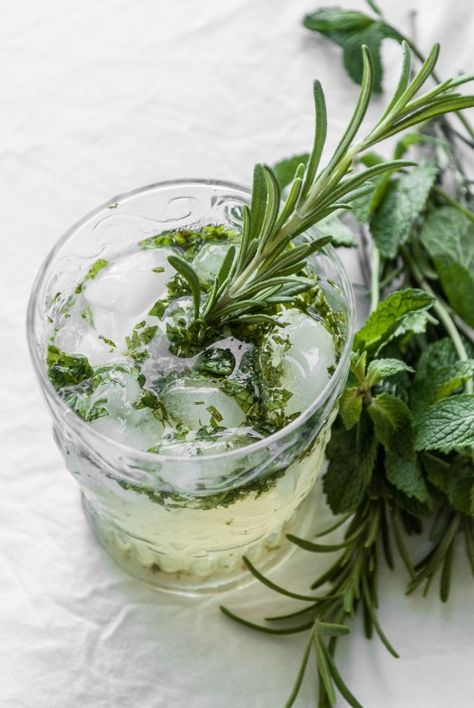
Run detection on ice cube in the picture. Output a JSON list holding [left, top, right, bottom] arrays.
[[192, 243, 230, 283], [84, 248, 175, 316], [90, 370, 142, 416], [90, 410, 163, 451], [156, 427, 263, 457], [89, 371, 164, 450], [162, 377, 246, 430], [260, 308, 336, 417], [81, 248, 173, 357], [75, 329, 124, 366]]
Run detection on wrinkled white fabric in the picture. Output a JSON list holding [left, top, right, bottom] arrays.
[[2, 0, 474, 706]]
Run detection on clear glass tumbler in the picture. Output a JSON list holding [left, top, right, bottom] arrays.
[[27, 180, 355, 594]]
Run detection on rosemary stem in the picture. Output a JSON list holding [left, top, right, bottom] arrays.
[[402, 36, 474, 142], [403, 248, 473, 394]]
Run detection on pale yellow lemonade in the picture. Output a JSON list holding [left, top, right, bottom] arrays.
[[48, 225, 344, 588]]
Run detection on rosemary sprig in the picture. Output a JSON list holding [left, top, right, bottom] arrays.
[[221, 492, 406, 708], [169, 41, 474, 350]]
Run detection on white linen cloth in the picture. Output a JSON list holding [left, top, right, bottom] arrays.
[[2, 0, 474, 705]]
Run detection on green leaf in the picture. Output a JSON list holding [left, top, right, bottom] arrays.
[[434, 361, 474, 400], [354, 288, 434, 356], [301, 81, 328, 199], [272, 154, 309, 191], [385, 451, 431, 505], [303, 9, 403, 93], [47, 345, 93, 390], [411, 358, 474, 415], [420, 206, 474, 327], [316, 214, 357, 247], [339, 387, 363, 430], [370, 163, 438, 258], [425, 455, 474, 515], [168, 255, 201, 320], [415, 394, 474, 452], [415, 338, 458, 380], [75, 258, 109, 294], [366, 358, 414, 385], [324, 412, 377, 513], [317, 621, 351, 637], [368, 392, 413, 456]]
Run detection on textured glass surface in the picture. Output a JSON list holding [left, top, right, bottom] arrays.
[[27, 180, 355, 593]]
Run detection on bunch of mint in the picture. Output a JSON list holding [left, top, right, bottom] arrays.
[[223, 4, 474, 706]]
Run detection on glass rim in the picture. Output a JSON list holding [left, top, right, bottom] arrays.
[[27, 178, 356, 464]]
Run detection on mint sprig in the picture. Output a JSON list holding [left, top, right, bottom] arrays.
[[221, 15, 474, 706]]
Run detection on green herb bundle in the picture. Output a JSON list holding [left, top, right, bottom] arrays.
[[221, 4, 474, 707]]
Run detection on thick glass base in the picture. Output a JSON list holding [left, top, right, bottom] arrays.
[[82, 484, 320, 595]]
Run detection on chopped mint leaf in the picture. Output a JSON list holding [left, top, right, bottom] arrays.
[[420, 206, 474, 327], [75, 258, 109, 294], [371, 163, 438, 258], [303, 8, 403, 93], [152, 266, 165, 273], [134, 389, 167, 424], [207, 405, 223, 422], [125, 322, 159, 363], [98, 335, 116, 352], [80, 305, 95, 328], [194, 348, 236, 378], [140, 224, 239, 260], [148, 298, 169, 318], [47, 345, 93, 390], [354, 289, 434, 356]]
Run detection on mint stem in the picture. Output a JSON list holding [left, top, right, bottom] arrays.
[[403, 249, 474, 395], [370, 246, 380, 313], [433, 186, 474, 222]]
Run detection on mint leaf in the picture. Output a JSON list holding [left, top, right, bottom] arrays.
[[434, 361, 474, 401], [420, 206, 474, 327], [351, 152, 386, 223], [324, 412, 376, 513], [370, 163, 438, 258], [368, 392, 413, 457], [273, 154, 309, 191], [424, 455, 474, 516], [366, 358, 413, 385], [411, 340, 474, 413], [414, 394, 474, 452], [303, 9, 402, 93], [415, 338, 458, 380], [47, 345, 93, 390], [412, 361, 474, 414], [75, 258, 109, 294], [385, 452, 432, 505], [354, 288, 434, 356], [339, 387, 363, 429], [316, 214, 357, 247]]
